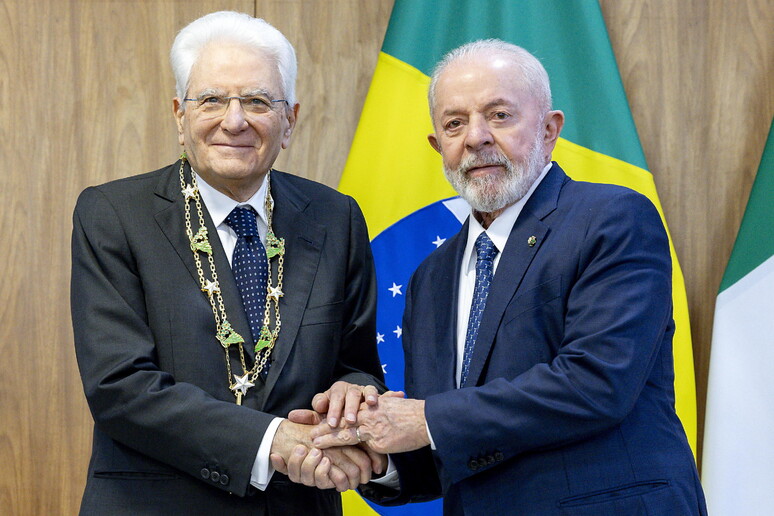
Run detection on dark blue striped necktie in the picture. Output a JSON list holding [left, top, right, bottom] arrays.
[[460, 231, 498, 387]]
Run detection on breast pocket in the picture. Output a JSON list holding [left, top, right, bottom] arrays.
[[301, 300, 344, 327], [503, 276, 562, 325]]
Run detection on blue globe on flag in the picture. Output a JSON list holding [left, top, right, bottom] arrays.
[[365, 197, 469, 515]]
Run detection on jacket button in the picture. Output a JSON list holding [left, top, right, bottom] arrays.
[[210, 471, 220, 483], [200, 468, 210, 479], [486, 455, 495, 464], [220, 474, 229, 485], [494, 451, 504, 461], [468, 459, 479, 471]]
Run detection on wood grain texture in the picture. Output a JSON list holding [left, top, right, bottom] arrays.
[[264, 0, 395, 185], [600, 0, 774, 465], [0, 0, 771, 513], [0, 1, 254, 514]]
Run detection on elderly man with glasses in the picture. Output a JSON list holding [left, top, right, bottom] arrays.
[[71, 11, 385, 515]]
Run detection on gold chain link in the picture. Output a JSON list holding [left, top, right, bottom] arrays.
[[178, 155, 284, 401]]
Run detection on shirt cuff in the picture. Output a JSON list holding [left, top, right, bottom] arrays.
[[425, 419, 437, 451], [369, 455, 400, 489], [250, 417, 284, 490]]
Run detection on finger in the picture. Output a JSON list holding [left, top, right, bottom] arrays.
[[300, 448, 324, 487], [309, 419, 337, 440], [383, 390, 406, 398], [342, 446, 373, 485], [311, 391, 330, 414], [363, 385, 379, 405], [285, 445, 309, 484], [328, 449, 363, 490], [343, 384, 365, 424], [328, 465, 350, 492], [326, 383, 347, 427], [270, 453, 288, 475], [314, 456, 333, 490], [287, 409, 322, 425], [363, 447, 387, 475], [312, 427, 359, 449]]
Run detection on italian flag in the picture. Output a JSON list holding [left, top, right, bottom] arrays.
[[338, 1, 699, 514], [702, 119, 774, 514]]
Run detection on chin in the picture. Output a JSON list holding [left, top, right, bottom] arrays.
[[211, 162, 264, 181]]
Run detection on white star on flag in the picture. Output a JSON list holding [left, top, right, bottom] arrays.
[[376, 332, 385, 344], [393, 325, 402, 338], [432, 235, 446, 247], [381, 364, 387, 374], [388, 282, 403, 297]]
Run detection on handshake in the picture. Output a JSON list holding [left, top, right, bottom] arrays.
[[268, 381, 430, 492]]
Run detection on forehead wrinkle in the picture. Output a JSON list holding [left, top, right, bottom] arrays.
[[189, 86, 274, 97]]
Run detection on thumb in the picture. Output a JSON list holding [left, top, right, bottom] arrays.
[[270, 453, 288, 475], [287, 409, 323, 425]]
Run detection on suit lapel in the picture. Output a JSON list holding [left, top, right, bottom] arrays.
[[427, 221, 468, 393], [259, 171, 325, 406], [464, 164, 566, 386], [153, 161, 254, 363]]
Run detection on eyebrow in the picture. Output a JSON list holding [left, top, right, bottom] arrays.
[[441, 98, 517, 117], [481, 98, 517, 111], [240, 88, 273, 98]]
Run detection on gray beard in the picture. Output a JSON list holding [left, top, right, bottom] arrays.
[[443, 139, 545, 214]]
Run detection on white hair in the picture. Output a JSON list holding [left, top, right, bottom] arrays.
[[428, 39, 552, 119], [170, 11, 297, 106]]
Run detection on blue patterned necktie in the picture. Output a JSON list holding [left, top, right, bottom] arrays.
[[225, 206, 268, 354], [460, 231, 498, 387]]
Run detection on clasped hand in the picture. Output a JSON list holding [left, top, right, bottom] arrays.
[[269, 381, 385, 492], [271, 381, 430, 491]]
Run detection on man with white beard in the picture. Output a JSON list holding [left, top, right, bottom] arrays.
[[284, 39, 707, 516]]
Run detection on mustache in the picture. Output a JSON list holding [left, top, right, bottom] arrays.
[[458, 151, 512, 175]]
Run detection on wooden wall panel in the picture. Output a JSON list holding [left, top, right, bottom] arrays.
[[263, 0, 395, 185], [600, 0, 774, 463], [0, 1, 255, 514], [0, 0, 771, 513]]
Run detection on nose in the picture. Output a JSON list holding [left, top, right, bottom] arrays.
[[220, 98, 249, 133], [464, 115, 493, 151]]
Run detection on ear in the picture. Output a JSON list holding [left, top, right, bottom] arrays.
[[281, 102, 300, 149], [173, 98, 185, 146], [542, 110, 565, 158], [427, 133, 442, 154]]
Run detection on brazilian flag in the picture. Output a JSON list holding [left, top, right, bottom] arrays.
[[339, 2, 697, 514]]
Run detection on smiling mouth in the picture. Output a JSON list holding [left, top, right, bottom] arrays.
[[214, 143, 253, 149]]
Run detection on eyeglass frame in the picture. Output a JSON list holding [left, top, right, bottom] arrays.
[[182, 90, 289, 117]]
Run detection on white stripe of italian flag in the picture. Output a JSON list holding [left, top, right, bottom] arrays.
[[702, 119, 774, 515]]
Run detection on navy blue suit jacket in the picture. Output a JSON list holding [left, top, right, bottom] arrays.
[[71, 161, 385, 515], [363, 163, 706, 515]]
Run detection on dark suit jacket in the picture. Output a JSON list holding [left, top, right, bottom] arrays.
[[71, 161, 385, 515], [363, 163, 706, 515]]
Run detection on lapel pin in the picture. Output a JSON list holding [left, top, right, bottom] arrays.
[[527, 235, 537, 247]]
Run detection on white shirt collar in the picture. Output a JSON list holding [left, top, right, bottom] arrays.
[[463, 162, 553, 269], [194, 171, 270, 230]]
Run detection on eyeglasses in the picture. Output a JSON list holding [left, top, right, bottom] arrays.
[[183, 93, 289, 117]]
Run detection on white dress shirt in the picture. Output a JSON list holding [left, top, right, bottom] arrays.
[[425, 162, 553, 451], [453, 163, 553, 387], [195, 172, 282, 491], [376, 163, 553, 489]]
